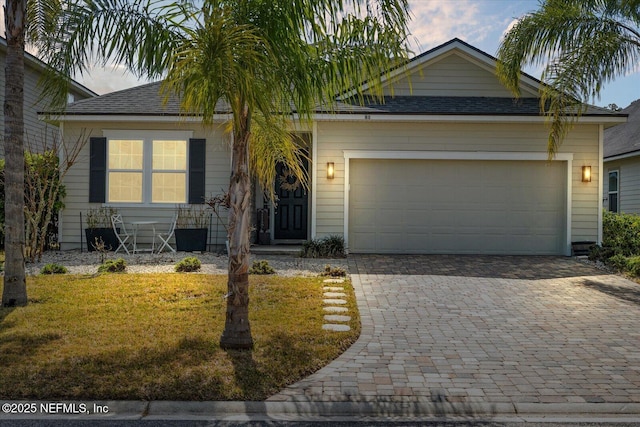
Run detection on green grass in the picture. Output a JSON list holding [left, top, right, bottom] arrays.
[[0, 274, 360, 400]]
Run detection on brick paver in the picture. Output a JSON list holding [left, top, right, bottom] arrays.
[[270, 255, 640, 408]]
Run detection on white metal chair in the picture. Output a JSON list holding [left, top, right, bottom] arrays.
[[156, 214, 177, 253], [111, 214, 132, 255]]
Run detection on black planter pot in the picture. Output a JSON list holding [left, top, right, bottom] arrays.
[[85, 228, 119, 251], [175, 228, 208, 252]]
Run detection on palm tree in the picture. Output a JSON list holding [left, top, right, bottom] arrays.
[[38, 0, 411, 348], [496, 0, 640, 156], [2, 0, 28, 307], [2, 0, 66, 306]]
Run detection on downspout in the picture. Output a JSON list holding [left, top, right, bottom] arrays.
[[598, 124, 604, 245]]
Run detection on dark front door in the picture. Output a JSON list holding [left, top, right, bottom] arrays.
[[274, 158, 308, 240]]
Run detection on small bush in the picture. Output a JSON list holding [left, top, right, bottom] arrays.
[[607, 254, 629, 272], [98, 258, 127, 273], [175, 256, 201, 273], [590, 211, 640, 273], [320, 264, 346, 278], [300, 235, 345, 258], [626, 256, 640, 277], [249, 260, 275, 275], [40, 263, 68, 275]]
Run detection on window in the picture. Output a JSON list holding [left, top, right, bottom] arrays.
[[608, 170, 619, 213], [108, 139, 144, 202], [104, 131, 192, 204], [152, 140, 187, 203]]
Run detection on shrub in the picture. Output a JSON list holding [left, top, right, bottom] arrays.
[[98, 258, 127, 273], [40, 263, 68, 275], [249, 260, 275, 275], [590, 211, 640, 270], [626, 256, 640, 277], [320, 264, 347, 277], [300, 235, 345, 258], [607, 254, 629, 272], [602, 211, 640, 256], [175, 256, 201, 272]]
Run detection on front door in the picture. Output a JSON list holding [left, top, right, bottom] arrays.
[[274, 157, 309, 240]]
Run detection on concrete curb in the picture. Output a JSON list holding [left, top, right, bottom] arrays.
[[3, 400, 640, 422]]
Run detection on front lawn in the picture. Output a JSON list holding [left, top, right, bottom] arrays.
[[0, 273, 359, 400]]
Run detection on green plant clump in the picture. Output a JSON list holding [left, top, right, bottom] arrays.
[[589, 211, 640, 272], [300, 235, 345, 258], [320, 264, 346, 278], [249, 260, 275, 275], [40, 263, 68, 275], [98, 258, 127, 273], [175, 256, 201, 272]]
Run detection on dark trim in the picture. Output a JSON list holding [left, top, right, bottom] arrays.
[[188, 138, 206, 204], [89, 137, 107, 203]]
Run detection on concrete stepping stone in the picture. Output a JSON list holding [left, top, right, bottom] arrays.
[[323, 298, 347, 305], [324, 315, 351, 322], [322, 324, 351, 332], [323, 286, 344, 291], [323, 292, 347, 298], [323, 278, 345, 283], [324, 306, 348, 313]]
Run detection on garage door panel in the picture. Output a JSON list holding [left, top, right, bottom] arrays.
[[349, 159, 566, 254]]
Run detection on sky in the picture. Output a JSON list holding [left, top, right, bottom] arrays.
[[53, 0, 640, 109]]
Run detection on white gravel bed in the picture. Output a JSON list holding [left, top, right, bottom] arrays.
[[21, 250, 349, 277]]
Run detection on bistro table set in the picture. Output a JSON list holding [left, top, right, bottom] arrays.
[[111, 214, 177, 255]]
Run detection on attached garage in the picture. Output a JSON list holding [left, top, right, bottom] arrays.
[[347, 156, 568, 255]]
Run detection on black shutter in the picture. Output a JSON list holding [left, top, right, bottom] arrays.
[[89, 137, 107, 203], [188, 138, 206, 204]]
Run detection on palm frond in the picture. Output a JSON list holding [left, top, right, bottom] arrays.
[[496, 0, 640, 155]]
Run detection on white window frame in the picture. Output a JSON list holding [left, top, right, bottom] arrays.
[[104, 130, 193, 206], [608, 170, 620, 213]]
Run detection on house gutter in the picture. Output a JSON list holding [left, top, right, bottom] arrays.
[[604, 150, 640, 162], [41, 112, 627, 126]]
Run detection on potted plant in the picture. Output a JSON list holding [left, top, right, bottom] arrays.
[[174, 205, 210, 252], [84, 207, 119, 251]]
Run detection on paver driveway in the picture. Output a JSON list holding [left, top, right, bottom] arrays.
[[270, 255, 640, 409]]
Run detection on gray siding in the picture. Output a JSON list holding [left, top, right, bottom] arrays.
[[59, 121, 231, 250], [604, 157, 640, 214], [0, 46, 95, 157]]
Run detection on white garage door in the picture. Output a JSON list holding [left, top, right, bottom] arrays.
[[349, 159, 566, 254]]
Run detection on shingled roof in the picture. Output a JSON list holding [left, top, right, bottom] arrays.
[[604, 99, 640, 159], [54, 81, 619, 118]]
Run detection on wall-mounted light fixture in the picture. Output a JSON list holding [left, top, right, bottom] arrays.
[[327, 162, 335, 179], [582, 166, 592, 183]]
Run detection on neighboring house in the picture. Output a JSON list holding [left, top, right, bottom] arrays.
[[603, 99, 640, 214], [0, 36, 97, 157], [42, 38, 626, 255]]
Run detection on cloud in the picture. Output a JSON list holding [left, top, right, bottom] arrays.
[[407, 0, 495, 52], [75, 64, 151, 95]]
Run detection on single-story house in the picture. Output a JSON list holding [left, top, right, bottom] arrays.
[[603, 99, 640, 213], [42, 38, 627, 255], [0, 36, 97, 157]]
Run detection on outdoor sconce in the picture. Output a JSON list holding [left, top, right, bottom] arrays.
[[327, 162, 335, 179], [582, 166, 592, 183]]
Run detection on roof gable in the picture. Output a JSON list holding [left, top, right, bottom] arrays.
[[604, 99, 640, 159], [356, 38, 539, 99]]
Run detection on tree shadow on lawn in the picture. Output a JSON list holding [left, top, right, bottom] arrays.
[[0, 305, 63, 364], [580, 279, 640, 306], [0, 336, 226, 401], [0, 332, 331, 401]]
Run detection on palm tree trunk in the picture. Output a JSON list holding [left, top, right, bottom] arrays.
[[2, 0, 27, 307], [220, 109, 253, 349]]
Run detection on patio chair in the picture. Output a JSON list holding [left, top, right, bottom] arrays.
[[156, 214, 177, 253], [111, 214, 131, 255]]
